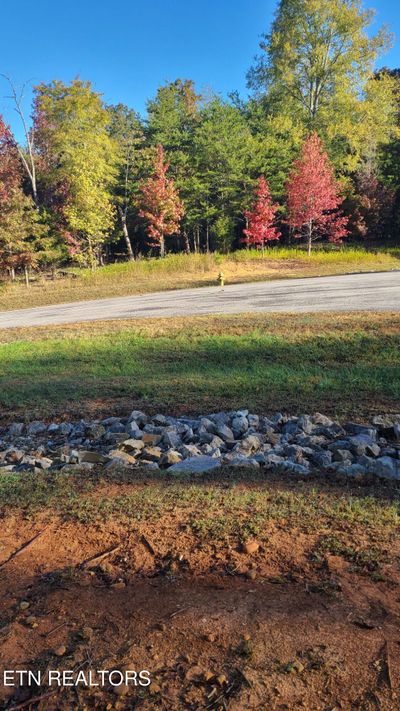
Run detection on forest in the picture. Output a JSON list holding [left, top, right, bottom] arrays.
[[1, 0, 400, 279]]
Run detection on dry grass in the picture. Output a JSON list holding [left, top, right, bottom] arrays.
[[1, 247, 399, 311]]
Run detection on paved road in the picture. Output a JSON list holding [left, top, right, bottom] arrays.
[[0, 271, 399, 329]]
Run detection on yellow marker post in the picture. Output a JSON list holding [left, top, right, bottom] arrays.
[[218, 271, 225, 289]]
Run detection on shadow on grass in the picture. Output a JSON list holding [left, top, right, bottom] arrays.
[[0, 331, 399, 418]]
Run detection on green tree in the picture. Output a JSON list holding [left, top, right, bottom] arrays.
[[247, 0, 396, 174], [191, 97, 255, 251], [107, 103, 146, 259], [147, 79, 201, 251], [34, 79, 117, 268], [0, 189, 46, 285], [376, 68, 400, 242]]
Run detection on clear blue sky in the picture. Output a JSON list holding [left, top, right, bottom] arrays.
[[1, 0, 399, 140]]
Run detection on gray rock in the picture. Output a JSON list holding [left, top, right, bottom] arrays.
[[368, 456, 400, 480], [247, 414, 260, 429], [106, 421, 126, 434], [125, 420, 142, 438], [332, 449, 354, 463], [180, 444, 202, 459], [182, 426, 195, 443], [209, 435, 225, 450], [312, 413, 334, 428], [228, 457, 260, 469], [348, 434, 380, 457], [283, 444, 305, 461], [27, 421, 47, 436], [240, 434, 263, 452], [310, 450, 333, 468], [372, 415, 400, 439], [162, 431, 181, 449], [140, 461, 160, 470], [47, 423, 59, 434], [283, 461, 310, 475], [8, 423, 25, 437], [345, 423, 377, 440], [152, 414, 167, 426], [282, 419, 299, 436], [270, 412, 285, 425], [231, 416, 249, 437], [78, 450, 110, 464], [297, 415, 314, 434], [128, 410, 148, 426], [264, 453, 285, 468], [59, 422, 73, 436], [215, 424, 234, 442], [208, 412, 231, 426], [167, 456, 222, 475], [328, 440, 352, 452], [338, 463, 367, 478], [200, 417, 217, 434], [198, 430, 214, 445], [264, 428, 281, 446], [85, 423, 106, 440]]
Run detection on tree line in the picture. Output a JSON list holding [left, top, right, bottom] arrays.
[[1, 0, 400, 278]]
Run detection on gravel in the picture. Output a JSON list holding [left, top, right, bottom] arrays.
[[1, 410, 400, 480]]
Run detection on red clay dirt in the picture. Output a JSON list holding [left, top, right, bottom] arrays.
[[1, 490, 400, 711]]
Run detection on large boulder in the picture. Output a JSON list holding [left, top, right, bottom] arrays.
[[167, 456, 222, 475]]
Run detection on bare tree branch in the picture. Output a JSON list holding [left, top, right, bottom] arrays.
[[1, 74, 38, 206]]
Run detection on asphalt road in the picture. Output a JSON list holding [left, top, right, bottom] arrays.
[[0, 271, 399, 329]]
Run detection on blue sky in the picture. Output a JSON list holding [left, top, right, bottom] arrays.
[[1, 0, 399, 140]]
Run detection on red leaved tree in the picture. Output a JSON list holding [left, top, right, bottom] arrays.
[[0, 115, 43, 284], [286, 133, 348, 255], [138, 145, 184, 257], [0, 116, 21, 200], [243, 176, 281, 249]]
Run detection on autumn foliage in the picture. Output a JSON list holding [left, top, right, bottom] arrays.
[[243, 176, 280, 248], [0, 117, 20, 199], [139, 145, 184, 257], [0, 116, 43, 280], [286, 133, 348, 254]]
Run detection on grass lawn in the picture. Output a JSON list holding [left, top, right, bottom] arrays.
[[1, 311, 399, 420], [0, 246, 399, 311]]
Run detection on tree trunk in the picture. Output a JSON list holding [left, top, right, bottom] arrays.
[[183, 230, 190, 254], [307, 221, 312, 256], [24, 266, 30, 288], [205, 223, 210, 253], [118, 206, 135, 261], [87, 236, 96, 271], [160, 234, 165, 258]]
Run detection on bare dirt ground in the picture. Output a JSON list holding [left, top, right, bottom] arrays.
[[1, 474, 400, 710]]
